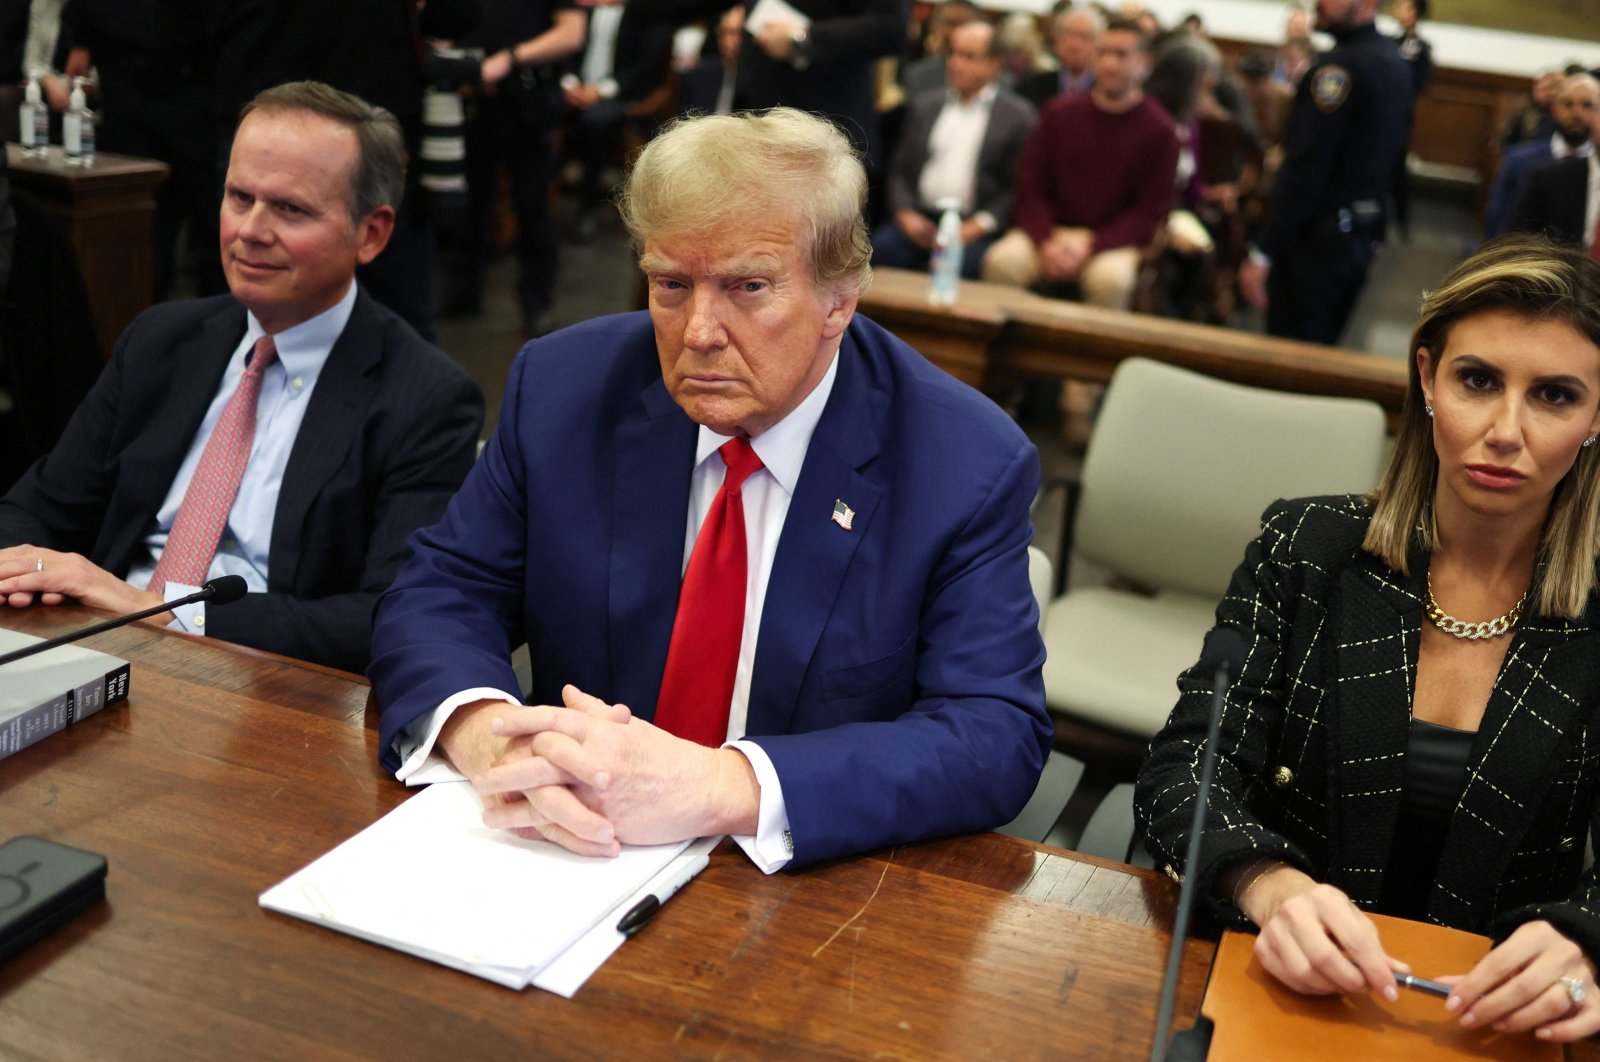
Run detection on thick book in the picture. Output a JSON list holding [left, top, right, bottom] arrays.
[[0, 627, 132, 761], [1200, 911, 1558, 1060]]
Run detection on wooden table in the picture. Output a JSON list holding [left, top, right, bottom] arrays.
[[0, 610, 1212, 1060], [7, 144, 169, 359]]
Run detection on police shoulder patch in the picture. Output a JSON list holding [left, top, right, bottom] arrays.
[[1312, 65, 1351, 113]]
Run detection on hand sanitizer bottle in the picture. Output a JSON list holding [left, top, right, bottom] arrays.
[[928, 197, 963, 307], [18, 73, 47, 156], [63, 77, 94, 165]]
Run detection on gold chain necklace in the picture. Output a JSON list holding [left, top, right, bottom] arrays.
[[1425, 573, 1526, 640]]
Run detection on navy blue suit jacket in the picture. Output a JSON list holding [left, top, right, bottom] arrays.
[[370, 311, 1051, 866], [1509, 154, 1591, 248], [0, 290, 484, 672], [1485, 138, 1566, 238]]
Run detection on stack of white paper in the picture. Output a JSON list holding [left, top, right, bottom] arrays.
[[260, 781, 714, 994]]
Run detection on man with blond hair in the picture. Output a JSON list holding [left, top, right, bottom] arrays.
[[370, 107, 1051, 869]]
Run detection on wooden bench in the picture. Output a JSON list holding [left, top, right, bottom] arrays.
[[859, 268, 1410, 425]]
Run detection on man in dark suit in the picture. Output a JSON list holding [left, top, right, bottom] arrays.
[[561, 0, 674, 239], [677, 6, 746, 115], [871, 20, 1035, 278], [630, 0, 906, 171], [1508, 151, 1599, 254], [1485, 72, 1596, 238], [1015, 5, 1101, 109], [369, 108, 1050, 869], [0, 82, 484, 674]]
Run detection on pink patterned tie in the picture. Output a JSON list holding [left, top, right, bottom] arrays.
[[147, 336, 277, 595]]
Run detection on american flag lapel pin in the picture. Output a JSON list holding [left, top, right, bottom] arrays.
[[831, 499, 855, 531]]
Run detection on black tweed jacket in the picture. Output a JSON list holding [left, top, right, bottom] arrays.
[[1136, 495, 1600, 960]]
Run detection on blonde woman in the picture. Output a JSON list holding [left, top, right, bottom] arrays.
[[1137, 236, 1600, 1042]]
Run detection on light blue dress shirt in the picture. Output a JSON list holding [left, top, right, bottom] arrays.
[[124, 284, 357, 633]]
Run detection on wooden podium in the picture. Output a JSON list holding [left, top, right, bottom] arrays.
[[7, 143, 169, 358]]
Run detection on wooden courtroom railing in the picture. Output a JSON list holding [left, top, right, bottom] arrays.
[[860, 268, 1410, 425]]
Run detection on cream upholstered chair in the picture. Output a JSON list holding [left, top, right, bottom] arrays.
[[1041, 357, 1389, 740], [998, 546, 1087, 843]]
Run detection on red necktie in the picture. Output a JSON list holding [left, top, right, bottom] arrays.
[[147, 336, 277, 595], [653, 437, 765, 746]]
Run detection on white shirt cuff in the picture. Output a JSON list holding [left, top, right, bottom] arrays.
[[162, 581, 206, 634], [393, 687, 521, 785], [727, 740, 793, 873]]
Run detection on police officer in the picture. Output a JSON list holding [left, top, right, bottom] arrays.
[[1238, 0, 1410, 345]]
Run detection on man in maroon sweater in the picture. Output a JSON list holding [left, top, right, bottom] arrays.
[[981, 18, 1177, 309]]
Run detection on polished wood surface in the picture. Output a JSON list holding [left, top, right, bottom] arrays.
[[860, 268, 1409, 424], [7, 144, 169, 359], [0, 608, 1211, 1060]]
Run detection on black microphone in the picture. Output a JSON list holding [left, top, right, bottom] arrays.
[[1150, 626, 1249, 1062], [0, 575, 249, 668]]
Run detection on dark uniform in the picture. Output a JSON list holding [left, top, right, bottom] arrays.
[[1256, 21, 1409, 345], [1389, 25, 1433, 235]]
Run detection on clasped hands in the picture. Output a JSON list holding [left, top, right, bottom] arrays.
[[444, 685, 760, 858], [1039, 229, 1093, 283], [1237, 862, 1600, 1042], [0, 545, 167, 617]]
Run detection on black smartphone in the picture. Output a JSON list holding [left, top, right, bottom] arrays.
[[0, 836, 108, 965]]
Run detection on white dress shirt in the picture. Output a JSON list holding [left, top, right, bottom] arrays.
[[1549, 131, 1593, 163], [395, 351, 843, 874], [917, 82, 999, 221], [579, 3, 624, 98], [124, 283, 354, 632]]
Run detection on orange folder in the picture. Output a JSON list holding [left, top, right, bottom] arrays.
[[1200, 913, 1559, 1061]]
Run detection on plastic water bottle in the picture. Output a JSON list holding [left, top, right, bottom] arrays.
[[63, 77, 94, 166], [18, 74, 46, 156], [928, 197, 963, 307]]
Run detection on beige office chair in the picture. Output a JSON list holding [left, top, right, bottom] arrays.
[[997, 546, 1087, 843], [1042, 357, 1389, 740]]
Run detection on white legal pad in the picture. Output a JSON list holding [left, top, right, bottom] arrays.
[[260, 781, 713, 994]]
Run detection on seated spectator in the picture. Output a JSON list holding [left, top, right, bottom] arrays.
[[1486, 72, 1597, 238], [902, 1, 979, 98], [871, 21, 1035, 280], [0, 82, 484, 672], [1502, 69, 1564, 150], [996, 11, 1052, 87], [1145, 34, 1231, 319], [678, 7, 745, 116], [982, 17, 1177, 310], [1016, 5, 1103, 109]]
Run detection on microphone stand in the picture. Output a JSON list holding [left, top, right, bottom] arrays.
[[1150, 630, 1246, 1062], [0, 578, 245, 668]]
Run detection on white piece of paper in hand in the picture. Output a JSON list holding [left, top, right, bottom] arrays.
[[260, 781, 698, 990], [745, 0, 812, 36]]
